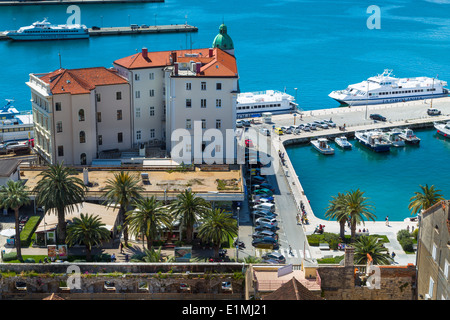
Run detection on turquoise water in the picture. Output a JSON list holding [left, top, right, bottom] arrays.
[[1, 0, 450, 112], [285, 129, 450, 221]]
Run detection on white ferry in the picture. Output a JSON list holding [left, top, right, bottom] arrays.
[[0, 100, 34, 143], [329, 69, 448, 106], [3, 18, 89, 41], [236, 90, 297, 118]]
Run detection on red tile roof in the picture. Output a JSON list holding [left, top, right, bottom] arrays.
[[39, 67, 128, 95], [114, 47, 238, 77], [262, 278, 324, 300]]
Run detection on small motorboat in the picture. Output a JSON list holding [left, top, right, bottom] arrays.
[[311, 138, 335, 155], [335, 136, 352, 150], [399, 128, 421, 144]]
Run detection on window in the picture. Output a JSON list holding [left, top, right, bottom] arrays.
[[445, 260, 449, 280], [150, 106, 155, 116], [116, 91, 122, 100], [186, 144, 191, 153], [216, 82, 222, 90], [201, 119, 206, 129], [201, 99, 207, 108], [136, 107, 141, 118], [57, 146, 64, 157], [55, 102, 61, 111], [136, 130, 142, 140], [135, 91, 140, 99], [135, 73, 140, 81], [79, 131, 86, 143], [216, 144, 221, 153], [98, 135, 103, 145], [117, 110, 122, 120], [149, 72, 154, 80], [428, 277, 434, 299], [216, 99, 222, 108], [149, 89, 155, 97], [186, 99, 192, 108], [216, 119, 221, 129], [118, 132, 123, 143], [56, 121, 62, 133], [186, 119, 192, 129], [186, 82, 192, 90], [432, 243, 437, 261], [97, 112, 102, 123], [96, 93, 101, 102], [201, 82, 207, 90], [78, 109, 85, 122], [150, 129, 155, 138]]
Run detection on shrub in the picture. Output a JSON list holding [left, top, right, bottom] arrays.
[[399, 237, 414, 252], [397, 229, 411, 242], [412, 228, 419, 240], [20, 215, 42, 247], [2, 252, 17, 262], [24, 258, 36, 263]]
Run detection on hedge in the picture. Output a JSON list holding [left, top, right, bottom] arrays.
[[2, 252, 17, 262], [20, 215, 42, 247]]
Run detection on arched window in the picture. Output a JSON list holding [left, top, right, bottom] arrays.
[[80, 153, 87, 165], [79, 131, 86, 143], [78, 109, 85, 121]]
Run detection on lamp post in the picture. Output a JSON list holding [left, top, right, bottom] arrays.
[[236, 206, 240, 261]]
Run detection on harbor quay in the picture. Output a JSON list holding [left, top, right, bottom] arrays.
[[245, 97, 450, 264]]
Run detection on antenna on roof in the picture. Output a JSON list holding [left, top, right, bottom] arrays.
[[58, 51, 62, 69]]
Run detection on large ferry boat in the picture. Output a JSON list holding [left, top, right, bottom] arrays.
[[329, 69, 448, 106], [3, 18, 89, 41], [0, 100, 34, 143], [236, 90, 297, 117]]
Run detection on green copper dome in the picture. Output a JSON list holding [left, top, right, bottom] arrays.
[[212, 23, 234, 50]]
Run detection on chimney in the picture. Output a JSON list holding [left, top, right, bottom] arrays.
[[174, 62, 179, 76], [344, 246, 355, 267], [196, 62, 201, 74], [142, 47, 148, 59], [209, 48, 214, 57], [171, 51, 177, 64]]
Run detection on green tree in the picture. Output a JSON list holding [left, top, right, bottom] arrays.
[[324, 192, 348, 239], [197, 208, 238, 257], [142, 246, 164, 262], [126, 196, 171, 250], [0, 180, 30, 262], [33, 163, 86, 244], [169, 190, 211, 243], [344, 189, 376, 242], [353, 236, 392, 265], [66, 213, 111, 261], [103, 171, 143, 247], [408, 184, 444, 215]]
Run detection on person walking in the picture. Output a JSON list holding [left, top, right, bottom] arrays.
[[120, 242, 124, 254], [385, 216, 389, 226]]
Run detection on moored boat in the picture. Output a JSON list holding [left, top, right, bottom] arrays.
[[311, 138, 334, 155], [0, 99, 34, 143], [335, 136, 352, 150], [434, 121, 450, 139], [355, 130, 391, 152], [382, 129, 405, 147], [399, 128, 421, 144]]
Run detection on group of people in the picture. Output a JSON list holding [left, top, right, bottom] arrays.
[[296, 201, 308, 225]]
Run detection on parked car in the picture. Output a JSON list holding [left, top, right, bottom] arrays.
[[242, 120, 251, 127], [251, 210, 277, 219], [252, 230, 278, 239], [255, 224, 278, 232], [274, 127, 284, 135], [236, 120, 244, 128], [324, 119, 336, 127], [303, 125, 311, 132], [252, 237, 279, 249], [255, 217, 278, 227], [91, 26, 101, 30], [252, 202, 275, 212], [427, 108, 441, 116], [141, 24, 149, 28], [262, 251, 286, 264], [309, 123, 317, 130], [253, 188, 273, 196], [370, 113, 386, 121]]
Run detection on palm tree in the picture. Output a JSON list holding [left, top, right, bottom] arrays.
[[353, 236, 392, 265], [324, 192, 348, 239], [197, 208, 238, 257], [126, 196, 171, 250], [33, 163, 86, 244], [169, 189, 211, 243], [408, 184, 444, 215], [65, 213, 111, 262], [142, 246, 164, 262], [344, 189, 376, 242], [0, 180, 30, 262], [103, 171, 143, 247]]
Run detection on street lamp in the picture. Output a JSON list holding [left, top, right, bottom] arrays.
[[236, 206, 240, 261]]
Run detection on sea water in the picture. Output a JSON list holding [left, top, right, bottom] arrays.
[[285, 129, 449, 221]]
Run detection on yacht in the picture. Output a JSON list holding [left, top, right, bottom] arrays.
[[0, 100, 34, 143], [434, 121, 450, 139], [236, 90, 298, 117], [335, 136, 352, 150], [399, 128, 421, 144], [355, 130, 391, 152], [329, 69, 448, 106], [3, 18, 89, 41], [382, 129, 405, 147], [311, 138, 335, 155]]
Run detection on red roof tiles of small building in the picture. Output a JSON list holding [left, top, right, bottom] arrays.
[[114, 47, 238, 77], [262, 278, 324, 300], [39, 67, 128, 95]]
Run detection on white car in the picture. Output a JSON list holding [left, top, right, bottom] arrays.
[[255, 217, 278, 227], [236, 120, 243, 128]]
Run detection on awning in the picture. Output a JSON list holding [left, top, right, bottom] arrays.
[[0, 229, 16, 238]]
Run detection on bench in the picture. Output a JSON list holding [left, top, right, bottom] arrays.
[[319, 243, 330, 250]]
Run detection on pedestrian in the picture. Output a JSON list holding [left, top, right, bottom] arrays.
[[407, 225, 410, 232], [296, 213, 300, 225], [391, 252, 396, 259], [120, 242, 124, 253], [385, 216, 389, 226], [411, 226, 415, 233], [289, 245, 293, 256]]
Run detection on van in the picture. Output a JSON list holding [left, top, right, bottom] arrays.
[[253, 203, 275, 212], [275, 127, 283, 135]]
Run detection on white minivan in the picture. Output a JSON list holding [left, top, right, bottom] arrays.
[[252, 203, 275, 212]]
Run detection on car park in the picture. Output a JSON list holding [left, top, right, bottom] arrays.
[[261, 251, 286, 264], [370, 113, 387, 121]]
